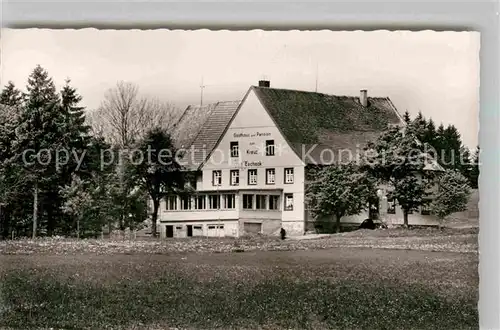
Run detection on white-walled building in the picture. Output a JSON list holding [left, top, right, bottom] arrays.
[[157, 81, 442, 238]]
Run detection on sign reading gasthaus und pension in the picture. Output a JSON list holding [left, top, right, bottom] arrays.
[[233, 132, 271, 138]]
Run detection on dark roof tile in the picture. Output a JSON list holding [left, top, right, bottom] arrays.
[[252, 86, 404, 164], [172, 100, 241, 170], [174, 86, 405, 168]]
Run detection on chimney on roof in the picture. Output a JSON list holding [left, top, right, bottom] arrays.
[[360, 89, 368, 107], [258, 80, 270, 88]]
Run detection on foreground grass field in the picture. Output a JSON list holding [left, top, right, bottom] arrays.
[[0, 228, 478, 330]]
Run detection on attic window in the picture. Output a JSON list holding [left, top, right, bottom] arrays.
[[266, 140, 275, 156], [230, 141, 239, 157]]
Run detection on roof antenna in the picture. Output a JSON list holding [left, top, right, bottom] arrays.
[[200, 76, 205, 106]]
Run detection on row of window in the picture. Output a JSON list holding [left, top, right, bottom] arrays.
[[174, 225, 223, 230], [241, 194, 293, 211], [165, 193, 294, 211], [387, 199, 431, 215], [167, 194, 236, 210], [230, 140, 276, 157], [213, 168, 294, 186]]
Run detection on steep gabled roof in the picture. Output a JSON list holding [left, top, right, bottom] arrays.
[[172, 103, 218, 149], [172, 86, 407, 169], [171, 100, 241, 170], [252, 86, 404, 164], [253, 86, 403, 143]]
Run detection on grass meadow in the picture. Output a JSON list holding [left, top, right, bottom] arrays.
[[0, 228, 478, 330]]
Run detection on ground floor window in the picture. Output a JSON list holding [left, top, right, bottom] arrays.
[[243, 194, 254, 209], [269, 195, 279, 210], [208, 195, 220, 209], [223, 194, 236, 209], [192, 225, 203, 236], [256, 195, 267, 210], [166, 196, 177, 211], [180, 196, 192, 210], [244, 222, 262, 234], [195, 195, 206, 210], [284, 193, 294, 211], [243, 194, 281, 211]]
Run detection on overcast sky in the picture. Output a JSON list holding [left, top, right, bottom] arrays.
[[1, 29, 479, 148]]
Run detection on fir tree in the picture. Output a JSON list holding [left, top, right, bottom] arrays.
[[0, 81, 24, 107], [12, 65, 63, 237], [424, 119, 437, 146], [0, 104, 25, 238], [439, 125, 463, 169], [58, 79, 92, 182], [60, 78, 91, 141], [403, 110, 411, 125], [409, 111, 427, 142]]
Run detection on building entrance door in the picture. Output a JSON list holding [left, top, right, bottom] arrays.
[[166, 225, 174, 238], [186, 225, 193, 237]]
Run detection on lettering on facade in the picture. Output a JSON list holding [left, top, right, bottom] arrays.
[[233, 132, 250, 138], [256, 132, 271, 137], [243, 161, 262, 167], [233, 131, 271, 138]]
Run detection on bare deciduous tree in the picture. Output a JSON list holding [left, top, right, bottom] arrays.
[[90, 81, 178, 147], [87, 82, 180, 236]]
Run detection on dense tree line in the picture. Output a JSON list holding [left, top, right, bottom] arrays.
[[307, 112, 475, 231], [403, 110, 479, 188], [0, 66, 185, 239], [1, 66, 477, 238]]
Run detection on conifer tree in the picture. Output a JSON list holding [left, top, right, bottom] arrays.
[[0, 81, 24, 107], [423, 118, 437, 147], [12, 65, 62, 237], [0, 104, 25, 238], [403, 110, 411, 125]]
